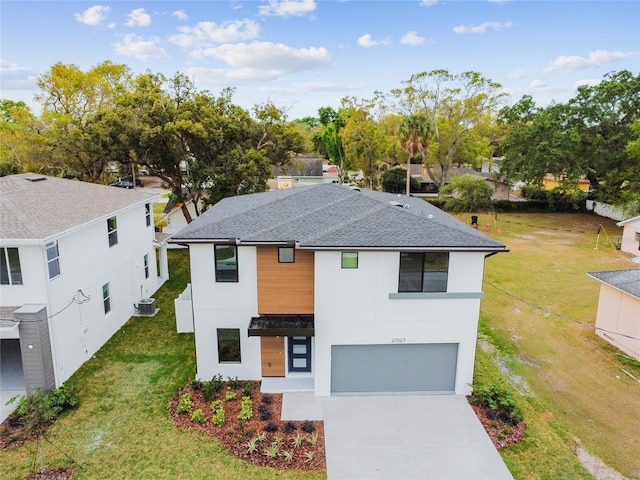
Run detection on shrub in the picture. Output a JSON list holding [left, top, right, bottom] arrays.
[[224, 391, 237, 402], [189, 379, 202, 390], [263, 422, 278, 432], [238, 396, 253, 421], [9, 385, 78, 434], [283, 421, 297, 433], [242, 381, 254, 398], [470, 381, 522, 425], [227, 376, 242, 390], [261, 394, 273, 405], [202, 374, 224, 401], [177, 393, 193, 414], [191, 409, 206, 424], [259, 410, 272, 421], [300, 420, 315, 433]]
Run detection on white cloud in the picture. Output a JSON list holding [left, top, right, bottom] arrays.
[[113, 34, 170, 61], [453, 21, 512, 34], [420, 0, 438, 6], [357, 34, 390, 48], [74, 5, 110, 26], [261, 80, 368, 96], [0, 59, 38, 90], [528, 79, 563, 93], [126, 8, 151, 27], [172, 10, 188, 21], [487, 0, 512, 4], [401, 31, 426, 46], [507, 69, 527, 80], [574, 78, 601, 89], [185, 67, 282, 85], [170, 19, 260, 48], [193, 41, 331, 74], [258, 0, 317, 17], [543, 49, 636, 74]]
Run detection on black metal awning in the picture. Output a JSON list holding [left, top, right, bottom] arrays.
[[248, 315, 315, 337]]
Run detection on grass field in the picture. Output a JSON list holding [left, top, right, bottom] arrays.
[[470, 212, 640, 480]]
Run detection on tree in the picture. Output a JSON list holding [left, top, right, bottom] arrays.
[[398, 114, 432, 195], [440, 174, 494, 212], [381, 167, 419, 194], [312, 106, 348, 172], [0, 100, 43, 175]]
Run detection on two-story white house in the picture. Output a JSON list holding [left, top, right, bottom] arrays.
[[0, 174, 168, 398], [171, 184, 508, 396]]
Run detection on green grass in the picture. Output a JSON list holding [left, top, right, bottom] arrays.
[[2, 249, 325, 480], [471, 212, 640, 480]]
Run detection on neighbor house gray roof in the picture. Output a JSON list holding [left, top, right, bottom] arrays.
[[171, 183, 508, 251], [587, 269, 640, 300], [1, 173, 157, 243]]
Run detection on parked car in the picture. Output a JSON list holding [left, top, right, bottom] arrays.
[[110, 181, 134, 189]]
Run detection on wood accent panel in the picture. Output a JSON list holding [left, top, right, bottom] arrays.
[[261, 336, 285, 377], [257, 247, 314, 314]]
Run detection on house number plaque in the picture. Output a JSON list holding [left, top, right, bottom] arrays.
[[391, 337, 406, 343]]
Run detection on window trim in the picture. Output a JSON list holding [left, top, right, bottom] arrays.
[[341, 252, 358, 269], [214, 244, 238, 282], [46, 241, 61, 280], [278, 247, 295, 263], [107, 217, 118, 247], [1, 247, 22, 285], [398, 252, 449, 293], [145, 203, 152, 227], [102, 282, 111, 315], [217, 328, 241, 363]]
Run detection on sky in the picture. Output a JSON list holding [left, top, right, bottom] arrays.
[[1, 0, 639, 120]]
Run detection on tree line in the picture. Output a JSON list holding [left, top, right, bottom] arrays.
[[2, 62, 639, 221]]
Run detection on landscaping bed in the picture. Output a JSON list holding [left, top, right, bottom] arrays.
[[171, 378, 325, 471], [470, 403, 527, 450]]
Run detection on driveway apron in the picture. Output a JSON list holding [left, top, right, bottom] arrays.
[[322, 395, 513, 480]]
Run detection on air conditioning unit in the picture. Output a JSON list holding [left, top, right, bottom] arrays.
[[138, 298, 156, 315]]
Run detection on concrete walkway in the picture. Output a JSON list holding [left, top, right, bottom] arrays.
[[282, 393, 513, 480]]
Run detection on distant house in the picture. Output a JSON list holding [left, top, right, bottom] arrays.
[[0, 174, 168, 395], [617, 215, 640, 258], [407, 165, 511, 200], [542, 174, 590, 192], [587, 269, 640, 361], [171, 183, 508, 396]]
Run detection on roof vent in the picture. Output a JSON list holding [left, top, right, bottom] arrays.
[[24, 175, 46, 182], [389, 201, 404, 207]]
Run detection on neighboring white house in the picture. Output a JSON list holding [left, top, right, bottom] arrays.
[[587, 269, 640, 361], [171, 184, 508, 396], [0, 173, 168, 394], [617, 215, 640, 259]]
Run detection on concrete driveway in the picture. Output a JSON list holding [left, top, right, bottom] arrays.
[[282, 393, 513, 480]]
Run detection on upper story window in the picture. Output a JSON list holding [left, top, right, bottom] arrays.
[[143, 254, 149, 279], [107, 217, 118, 247], [278, 247, 295, 263], [102, 282, 111, 315], [215, 245, 238, 282], [398, 252, 449, 293], [145, 203, 151, 227], [0, 247, 22, 285], [341, 252, 358, 269], [46, 241, 61, 279]]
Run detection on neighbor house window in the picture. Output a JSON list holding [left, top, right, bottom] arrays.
[[46, 241, 60, 279], [107, 217, 118, 247], [102, 282, 111, 314], [0, 247, 22, 285], [278, 247, 295, 263], [215, 245, 238, 282], [143, 254, 149, 279], [341, 252, 358, 269], [398, 252, 449, 293], [145, 203, 151, 227], [217, 328, 241, 363]]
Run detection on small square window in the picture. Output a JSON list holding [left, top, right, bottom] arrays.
[[278, 247, 295, 263], [217, 328, 241, 363], [215, 245, 238, 282], [102, 282, 111, 315], [341, 252, 358, 269], [107, 217, 118, 247], [144, 254, 149, 279], [46, 241, 61, 279], [145, 203, 151, 227]]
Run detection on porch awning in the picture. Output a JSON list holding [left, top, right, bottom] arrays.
[[248, 315, 314, 337]]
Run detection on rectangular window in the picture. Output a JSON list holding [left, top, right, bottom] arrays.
[[144, 254, 149, 279], [398, 252, 449, 293], [341, 252, 358, 269], [278, 247, 295, 263], [0, 247, 22, 285], [107, 217, 118, 247], [288, 337, 312, 373], [215, 245, 238, 282], [46, 241, 60, 279], [102, 282, 111, 314], [145, 203, 151, 227], [217, 328, 241, 363]]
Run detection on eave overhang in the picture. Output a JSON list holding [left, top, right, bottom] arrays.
[[248, 315, 315, 337]]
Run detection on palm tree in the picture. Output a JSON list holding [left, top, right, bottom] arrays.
[[398, 114, 432, 196]]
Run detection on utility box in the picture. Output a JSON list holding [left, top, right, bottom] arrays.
[[138, 298, 156, 315]]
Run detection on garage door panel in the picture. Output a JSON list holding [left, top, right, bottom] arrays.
[[331, 343, 457, 393]]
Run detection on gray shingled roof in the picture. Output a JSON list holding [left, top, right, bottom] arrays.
[[1, 174, 157, 242], [587, 269, 640, 299], [171, 183, 508, 251]]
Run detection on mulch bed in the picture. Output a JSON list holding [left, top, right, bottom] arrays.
[[0, 416, 36, 450], [171, 380, 325, 471], [25, 467, 73, 480], [470, 404, 527, 450]]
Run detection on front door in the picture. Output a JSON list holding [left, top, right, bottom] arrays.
[[288, 336, 312, 373], [261, 336, 285, 377]]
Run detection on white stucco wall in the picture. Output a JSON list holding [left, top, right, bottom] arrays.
[[190, 244, 261, 381], [618, 218, 640, 257], [595, 285, 640, 360], [1, 201, 158, 386], [313, 250, 486, 396]]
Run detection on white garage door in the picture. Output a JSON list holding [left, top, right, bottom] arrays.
[[331, 343, 458, 394]]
